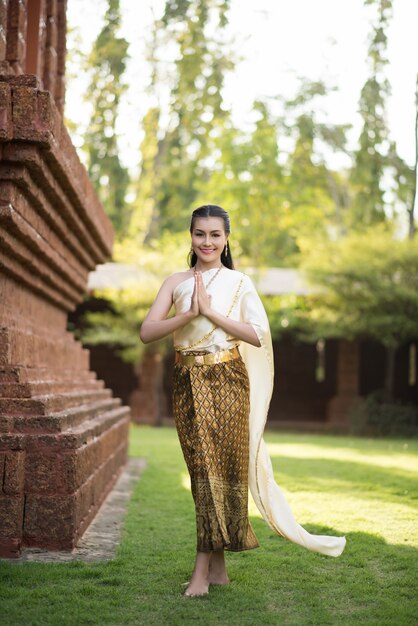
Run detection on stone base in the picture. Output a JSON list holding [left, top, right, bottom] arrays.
[[0, 362, 130, 557], [0, 74, 130, 558], [1, 458, 146, 563]]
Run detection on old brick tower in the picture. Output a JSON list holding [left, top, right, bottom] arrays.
[[0, 0, 130, 557]]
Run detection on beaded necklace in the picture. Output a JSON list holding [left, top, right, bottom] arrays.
[[194, 264, 223, 289], [175, 273, 245, 352]]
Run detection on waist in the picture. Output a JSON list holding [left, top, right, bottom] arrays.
[[175, 345, 241, 367]]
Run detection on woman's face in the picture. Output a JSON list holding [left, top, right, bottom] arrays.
[[191, 217, 228, 266]]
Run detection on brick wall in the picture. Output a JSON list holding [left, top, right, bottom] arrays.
[[0, 4, 130, 558]]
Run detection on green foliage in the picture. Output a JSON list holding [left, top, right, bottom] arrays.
[[261, 293, 312, 340], [197, 84, 351, 267], [350, 390, 418, 437], [78, 304, 149, 365], [77, 286, 165, 365], [77, 231, 189, 363], [65, 0, 417, 373], [281, 80, 351, 246], [298, 229, 418, 348], [145, 0, 234, 234], [83, 0, 130, 235], [348, 0, 393, 228], [127, 107, 162, 244], [197, 101, 293, 266], [388, 139, 416, 237]]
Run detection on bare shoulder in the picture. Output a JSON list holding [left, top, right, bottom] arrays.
[[164, 269, 194, 292]]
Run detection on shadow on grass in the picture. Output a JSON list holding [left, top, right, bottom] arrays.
[[264, 455, 418, 504], [264, 429, 418, 453], [1, 423, 417, 626], [1, 522, 416, 626]]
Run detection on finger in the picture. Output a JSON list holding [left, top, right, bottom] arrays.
[[198, 274, 206, 292]]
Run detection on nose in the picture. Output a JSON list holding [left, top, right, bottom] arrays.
[[204, 234, 210, 245]]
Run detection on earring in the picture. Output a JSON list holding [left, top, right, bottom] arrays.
[[225, 241, 229, 255]]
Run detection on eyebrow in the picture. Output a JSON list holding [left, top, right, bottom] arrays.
[[194, 229, 223, 234]]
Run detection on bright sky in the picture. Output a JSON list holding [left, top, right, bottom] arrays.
[[66, 0, 418, 172]]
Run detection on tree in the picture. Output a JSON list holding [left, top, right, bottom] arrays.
[[281, 80, 351, 244], [197, 100, 291, 267], [127, 107, 162, 245], [83, 0, 130, 236], [138, 0, 234, 236], [299, 229, 418, 400], [348, 0, 392, 228]]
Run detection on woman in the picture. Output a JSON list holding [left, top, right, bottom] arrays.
[[140, 204, 346, 597]]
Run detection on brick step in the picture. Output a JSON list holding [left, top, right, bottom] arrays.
[[12, 397, 123, 433], [5, 327, 90, 371], [0, 404, 130, 448], [0, 366, 98, 384], [66, 404, 130, 441], [0, 388, 113, 416], [0, 377, 105, 399]]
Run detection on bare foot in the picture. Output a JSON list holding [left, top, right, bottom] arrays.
[[183, 575, 209, 597], [183, 552, 211, 597], [208, 551, 230, 585], [208, 574, 229, 585]]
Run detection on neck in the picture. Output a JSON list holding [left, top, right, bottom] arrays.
[[194, 261, 223, 272]]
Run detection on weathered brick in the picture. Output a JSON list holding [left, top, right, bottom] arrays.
[[0, 450, 5, 485], [0, 327, 10, 364], [0, 81, 12, 138], [75, 476, 95, 527], [24, 493, 75, 544], [24, 452, 58, 493], [0, 416, 14, 432], [11, 85, 51, 142], [0, 36, 6, 68], [4, 73, 39, 87], [75, 441, 99, 489], [24, 451, 76, 494], [4, 450, 25, 494], [0, 537, 21, 557], [45, 15, 58, 50], [0, 1, 130, 558], [7, 0, 27, 30], [6, 28, 25, 65], [0, 495, 24, 536], [0, 0, 7, 29]]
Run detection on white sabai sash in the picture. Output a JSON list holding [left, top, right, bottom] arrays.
[[238, 275, 347, 557]]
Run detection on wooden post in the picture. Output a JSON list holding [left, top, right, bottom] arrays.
[[326, 340, 360, 425]]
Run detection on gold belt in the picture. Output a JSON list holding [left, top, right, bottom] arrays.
[[175, 345, 240, 367]]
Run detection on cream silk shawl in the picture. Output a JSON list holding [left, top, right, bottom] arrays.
[[173, 267, 346, 557]]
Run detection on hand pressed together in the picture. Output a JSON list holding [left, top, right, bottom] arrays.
[[189, 271, 212, 318]]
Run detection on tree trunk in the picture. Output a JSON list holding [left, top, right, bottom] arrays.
[[409, 74, 417, 239], [383, 345, 396, 402]]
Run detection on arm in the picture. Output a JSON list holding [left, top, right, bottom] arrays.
[[140, 276, 198, 344], [195, 272, 261, 348]]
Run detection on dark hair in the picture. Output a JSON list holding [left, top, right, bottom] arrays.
[[188, 204, 234, 269]]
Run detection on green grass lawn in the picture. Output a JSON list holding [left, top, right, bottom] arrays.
[[1, 425, 417, 626]]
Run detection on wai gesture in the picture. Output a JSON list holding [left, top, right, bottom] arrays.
[[190, 271, 213, 318]]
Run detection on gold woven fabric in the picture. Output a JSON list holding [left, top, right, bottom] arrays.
[[173, 354, 259, 552]]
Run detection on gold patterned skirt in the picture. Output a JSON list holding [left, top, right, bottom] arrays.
[[173, 348, 259, 552]]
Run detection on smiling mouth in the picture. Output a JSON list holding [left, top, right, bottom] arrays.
[[200, 248, 215, 253]]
